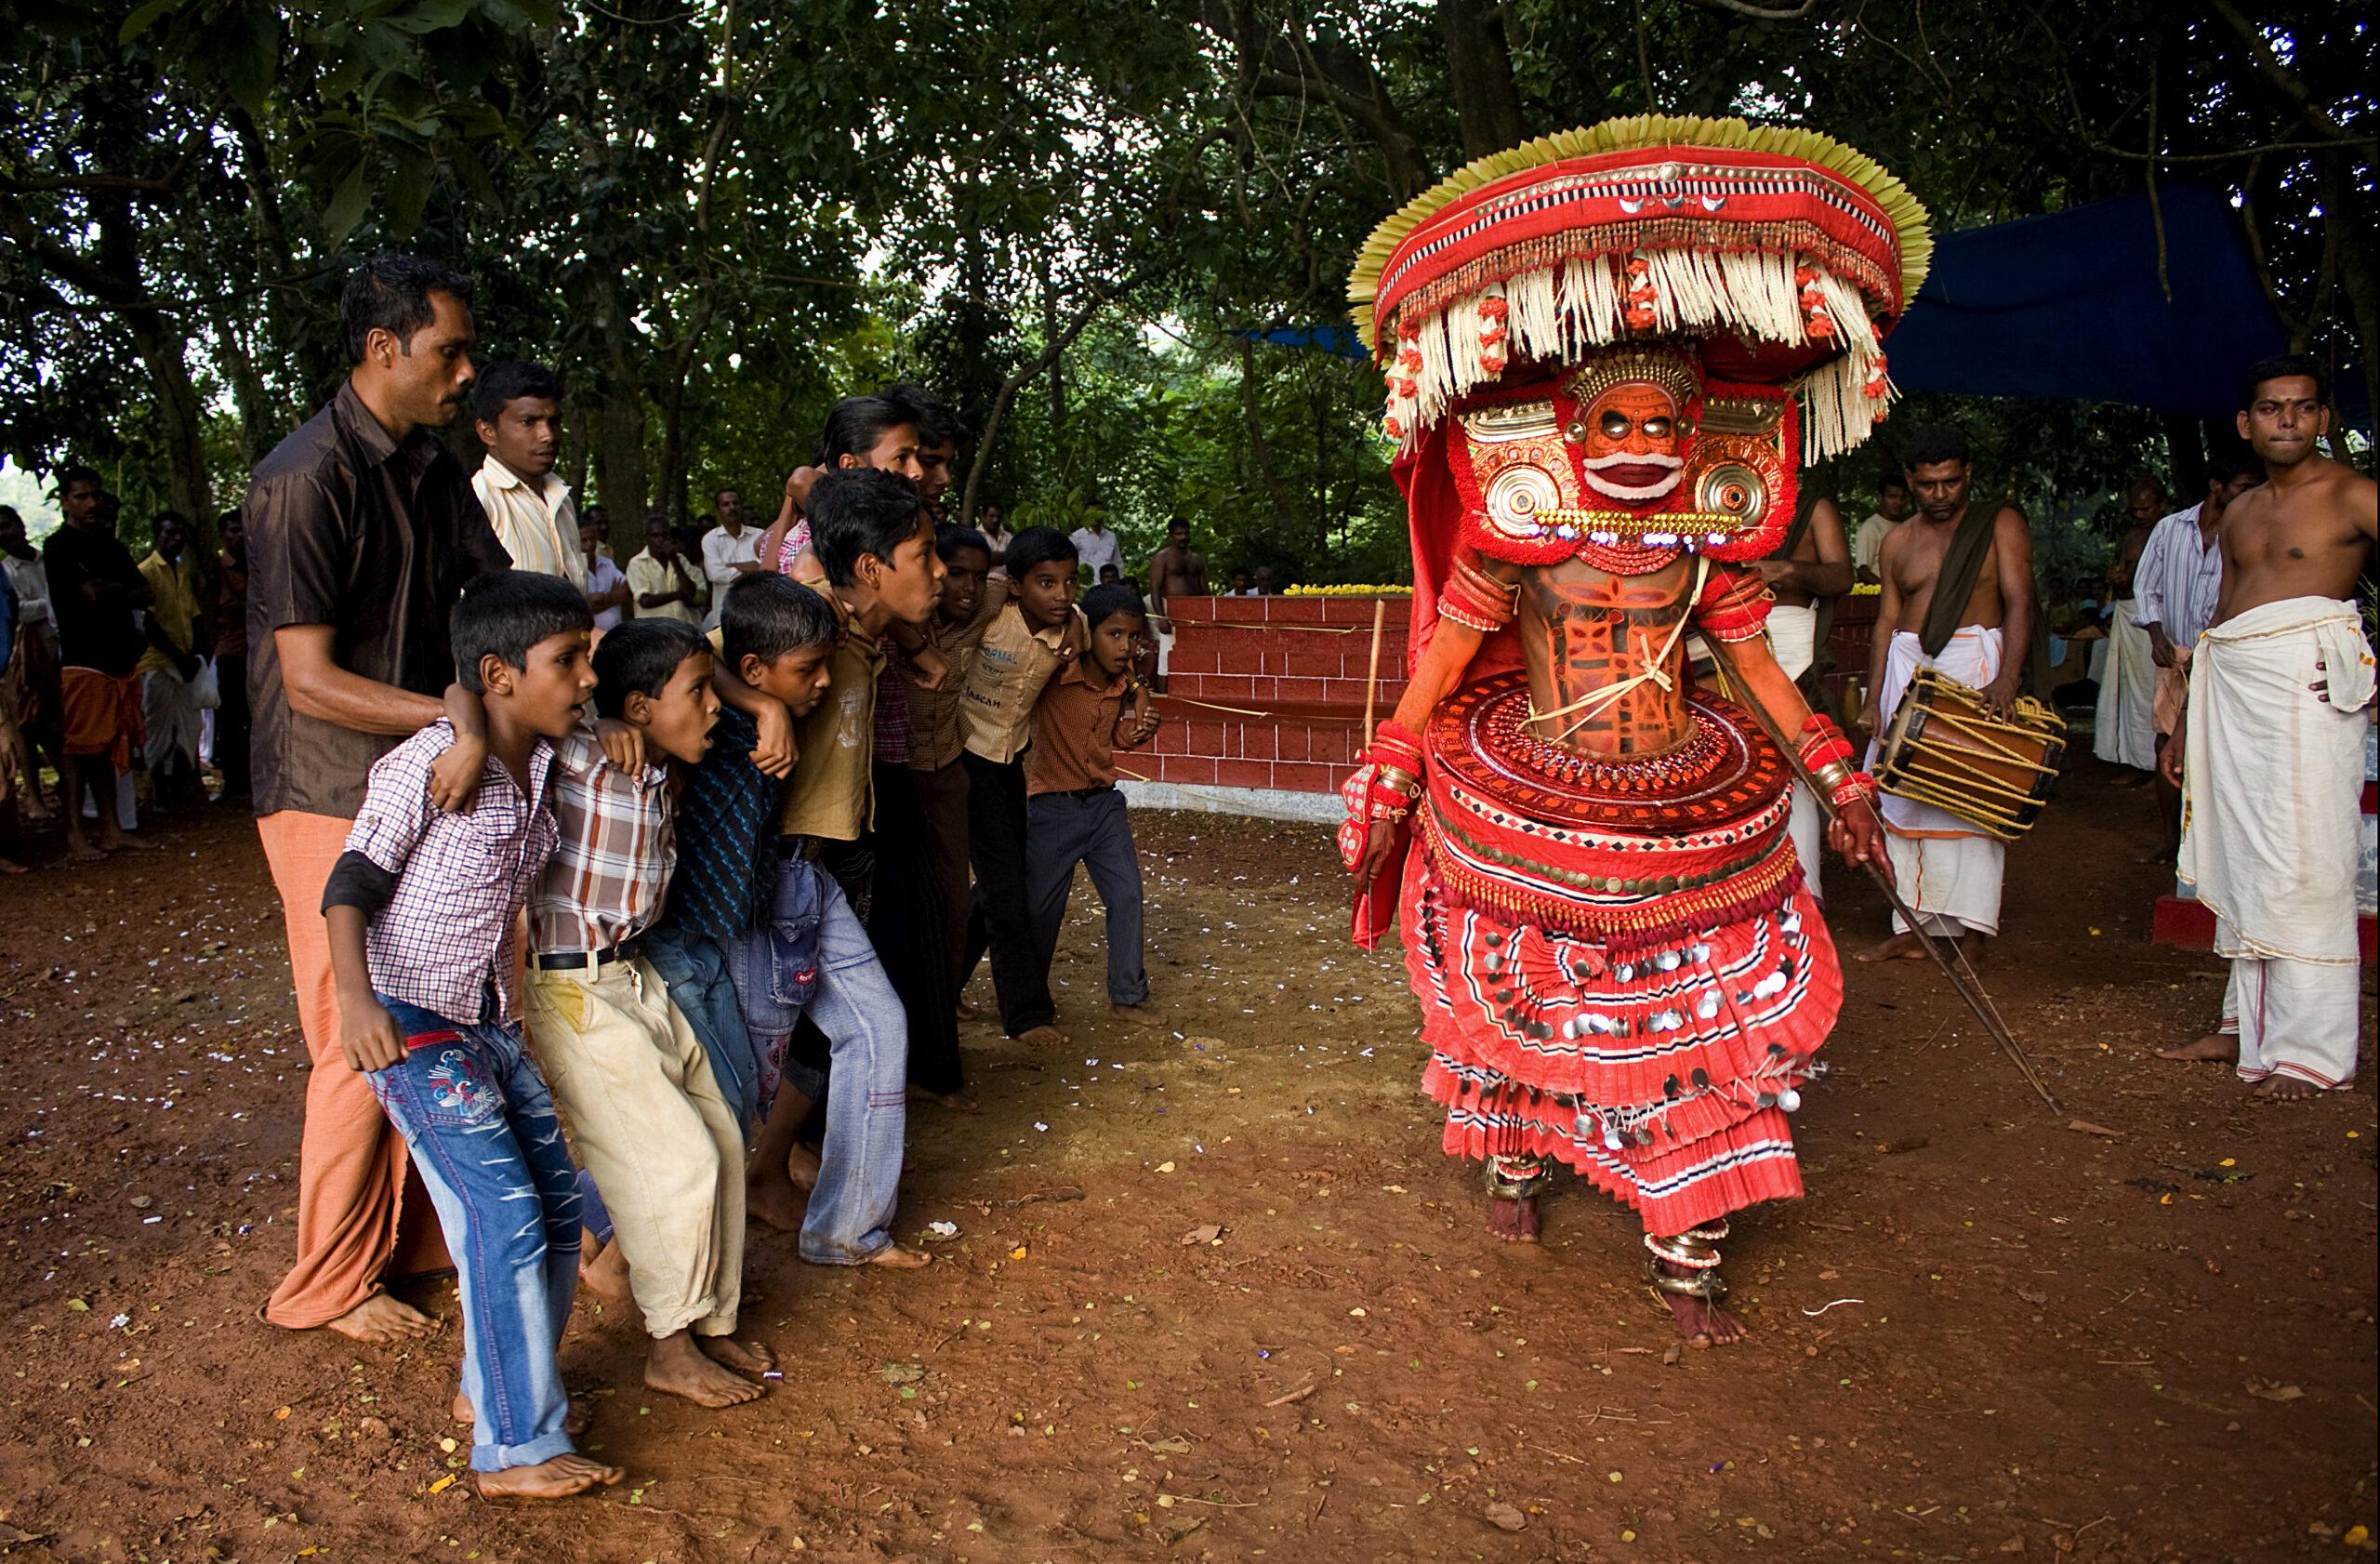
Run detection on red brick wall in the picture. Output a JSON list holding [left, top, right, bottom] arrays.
[[1139, 595, 1409, 795]]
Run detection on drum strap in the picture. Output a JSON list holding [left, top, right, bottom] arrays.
[[1919, 505, 1999, 656]]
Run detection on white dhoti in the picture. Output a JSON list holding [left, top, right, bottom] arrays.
[[1766, 602, 1824, 903], [2092, 599, 2157, 771], [1867, 626, 2007, 937], [141, 668, 201, 775], [2178, 597, 2375, 1090]]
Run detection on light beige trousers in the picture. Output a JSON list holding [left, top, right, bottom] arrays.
[[525, 957, 745, 1339]]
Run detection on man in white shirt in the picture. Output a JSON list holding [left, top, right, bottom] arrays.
[[1069, 514, 1121, 583], [2133, 447, 2265, 855], [628, 513, 707, 627], [580, 517, 632, 632], [469, 361, 583, 588], [700, 487, 762, 629], [1850, 473, 1909, 582]]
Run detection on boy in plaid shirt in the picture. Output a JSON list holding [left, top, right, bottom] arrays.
[[521, 614, 781, 1411], [321, 571, 620, 1501]]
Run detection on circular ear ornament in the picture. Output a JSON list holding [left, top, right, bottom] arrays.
[[1694, 460, 1769, 524], [1484, 464, 1562, 539]]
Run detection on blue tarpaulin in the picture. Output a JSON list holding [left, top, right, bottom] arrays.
[[1242, 184, 2367, 427]]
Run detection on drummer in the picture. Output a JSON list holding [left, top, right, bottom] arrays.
[[1855, 426, 2042, 966]]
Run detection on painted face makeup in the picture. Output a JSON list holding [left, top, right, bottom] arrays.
[[1578, 381, 1685, 504]]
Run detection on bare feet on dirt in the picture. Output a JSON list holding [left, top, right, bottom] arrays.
[[907, 1085, 980, 1112], [786, 1142, 821, 1191], [2254, 1075, 2323, 1101], [105, 832, 161, 854], [2155, 1031, 2237, 1064], [578, 1236, 631, 1301], [62, 837, 106, 865], [1014, 1025, 1068, 1047], [865, 1243, 933, 1269], [324, 1292, 439, 1343], [1485, 1196, 1541, 1243], [698, 1334, 775, 1375], [466, 1453, 623, 1501], [645, 1331, 768, 1408], [1110, 1003, 1162, 1028], [1854, 931, 1928, 963], [954, 1000, 982, 1023], [0, 855, 23, 875], [747, 1164, 809, 1233], [1659, 1286, 1748, 1347]]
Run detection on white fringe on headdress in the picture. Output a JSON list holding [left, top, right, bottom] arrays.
[[1386, 250, 1892, 463]]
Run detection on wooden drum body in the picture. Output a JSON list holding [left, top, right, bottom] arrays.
[[1876, 669, 2067, 839]]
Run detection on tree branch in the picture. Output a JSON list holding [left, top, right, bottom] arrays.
[[1685, 0, 1818, 18], [2203, 0, 2356, 141]]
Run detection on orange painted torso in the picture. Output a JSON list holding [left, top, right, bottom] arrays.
[[1516, 556, 1699, 758]]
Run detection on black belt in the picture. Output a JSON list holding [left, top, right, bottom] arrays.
[[530, 946, 622, 971], [1054, 783, 1116, 799]]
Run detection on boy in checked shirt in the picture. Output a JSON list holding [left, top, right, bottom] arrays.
[[521, 615, 779, 1411], [320, 571, 620, 1501]]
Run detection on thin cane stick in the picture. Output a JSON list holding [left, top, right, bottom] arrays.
[[1699, 633, 2063, 1114], [1362, 597, 1387, 749]]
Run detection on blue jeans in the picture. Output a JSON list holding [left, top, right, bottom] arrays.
[[366, 996, 580, 1473], [1026, 788, 1151, 1006], [637, 922, 760, 1136], [729, 860, 909, 1265], [721, 853, 828, 1108]]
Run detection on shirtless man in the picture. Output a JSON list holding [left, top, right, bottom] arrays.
[[1856, 425, 2039, 965], [1144, 520, 1207, 692], [1758, 496, 1852, 895], [2157, 354, 2377, 1099]]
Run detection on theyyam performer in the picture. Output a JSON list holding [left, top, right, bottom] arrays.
[[1341, 115, 1927, 1345]]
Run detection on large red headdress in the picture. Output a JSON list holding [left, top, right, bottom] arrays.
[[1348, 115, 1930, 665]]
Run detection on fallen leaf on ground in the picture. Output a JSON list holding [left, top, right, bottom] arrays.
[[2016, 1286, 2049, 1306], [2244, 1380, 2303, 1402], [1483, 1501, 1527, 1531], [878, 1362, 925, 1385], [1180, 1224, 1223, 1246], [2065, 1120, 2122, 1138]]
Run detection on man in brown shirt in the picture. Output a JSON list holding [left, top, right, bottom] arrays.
[[910, 524, 998, 998], [1025, 583, 1161, 1027], [246, 253, 507, 1342]]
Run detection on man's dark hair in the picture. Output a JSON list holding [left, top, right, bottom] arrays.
[[1082, 582, 1147, 630], [936, 523, 992, 563], [152, 510, 191, 540], [1902, 425, 1971, 471], [643, 510, 673, 533], [471, 360, 564, 424], [57, 464, 101, 495], [1878, 473, 1909, 495], [1166, 518, 1191, 536], [721, 573, 840, 667], [449, 569, 592, 694], [2238, 351, 2329, 412], [880, 382, 970, 448], [1005, 525, 1078, 577], [815, 395, 919, 467], [592, 618, 708, 718], [809, 467, 927, 587], [340, 252, 475, 364], [2206, 441, 2266, 486]]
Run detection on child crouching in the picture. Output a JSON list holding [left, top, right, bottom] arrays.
[[320, 571, 621, 1500]]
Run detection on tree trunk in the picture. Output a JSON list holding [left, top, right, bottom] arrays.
[[960, 269, 1150, 527], [94, 194, 211, 523], [1437, 0, 1528, 157]]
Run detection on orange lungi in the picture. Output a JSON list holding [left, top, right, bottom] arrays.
[[258, 809, 447, 1329], [59, 666, 144, 773]]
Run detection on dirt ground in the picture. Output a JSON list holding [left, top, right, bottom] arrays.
[[0, 754, 2373, 1564]]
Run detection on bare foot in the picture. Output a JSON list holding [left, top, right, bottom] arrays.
[[62, 837, 105, 865], [1014, 1025, 1068, 1047], [785, 1141, 820, 1193], [578, 1236, 631, 1301], [1110, 1003, 1162, 1029], [697, 1334, 774, 1375], [954, 1000, 982, 1024], [2253, 1075, 2323, 1101], [455, 1391, 592, 1437], [747, 1164, 809, 1233], [466, 1452, 623, 1501], [2155, 1031, 2237, 1064], [906, 1085, 979, 1112], [645, 1331, 768, 1408], [1660, 1288, 1748, 1346], [0, 856, 23, 875], [324, 1292, 439, 1343], [1484, 1195, 1541, 1244], [1854, 932, 1927, 963], [865, 1243, 932, 1270], [101, 831, 160, 854]]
